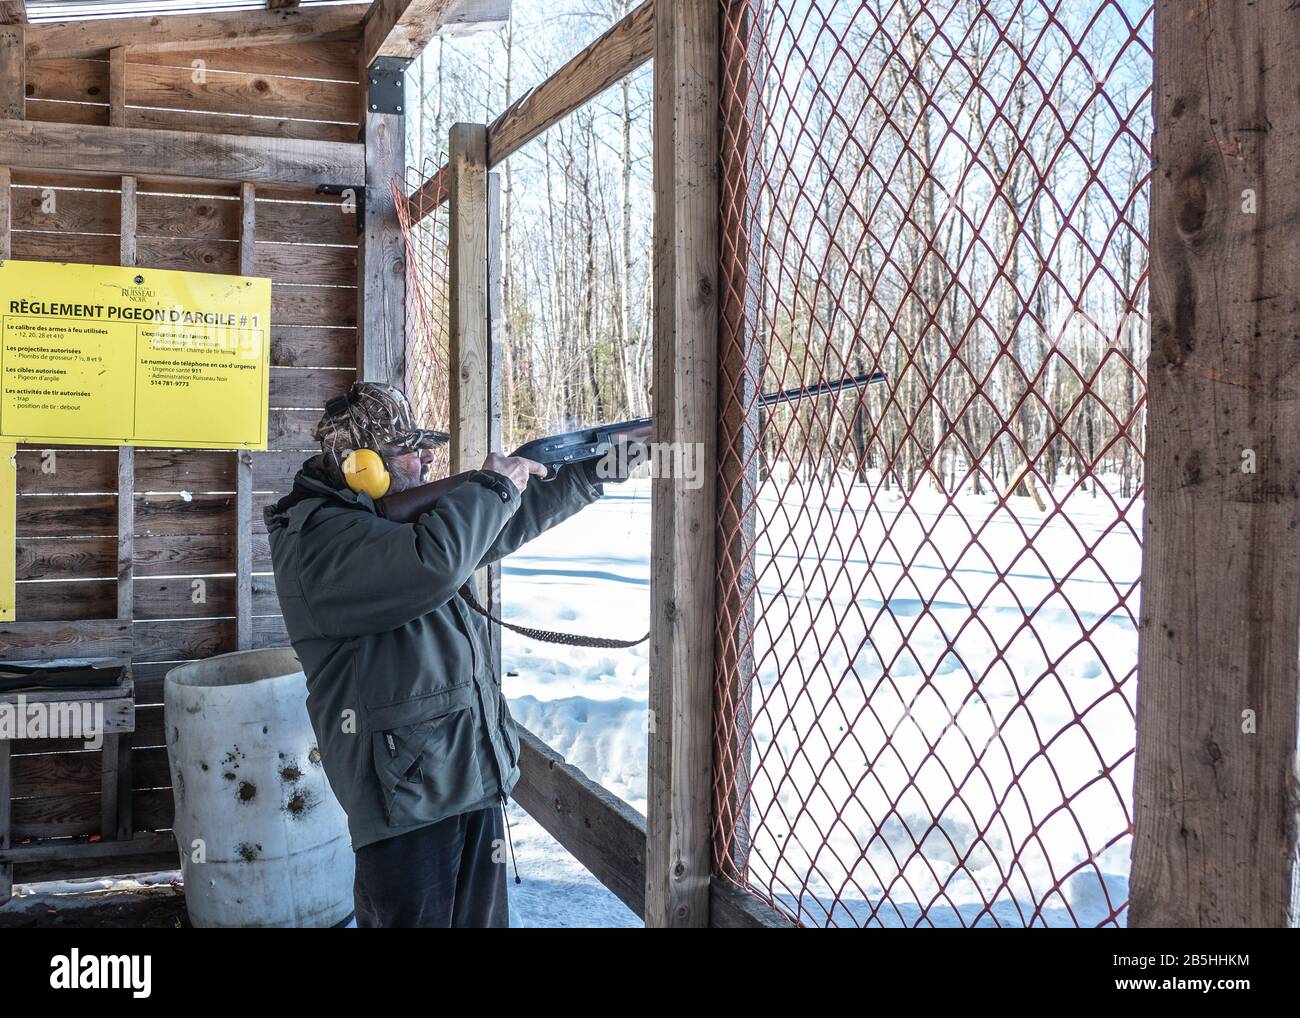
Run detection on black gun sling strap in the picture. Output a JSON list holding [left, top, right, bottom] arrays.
[[457, 584, 649, 649]]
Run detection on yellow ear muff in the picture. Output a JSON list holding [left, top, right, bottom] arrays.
[[341, 448, 391, 499]]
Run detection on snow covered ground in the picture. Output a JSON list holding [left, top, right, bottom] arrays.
[[500, 473, 1140, 928]]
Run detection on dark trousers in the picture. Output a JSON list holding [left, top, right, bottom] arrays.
[[353, 805, 509, 928]]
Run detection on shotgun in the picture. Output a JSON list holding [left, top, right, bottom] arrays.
[[377, 370, 887, 524]]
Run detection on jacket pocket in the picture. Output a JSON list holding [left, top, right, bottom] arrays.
[[366, 682, 485, 827]]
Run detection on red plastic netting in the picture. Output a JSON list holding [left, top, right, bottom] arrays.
[[395, 160, 452, 481], [712, 0, 1152, 927]]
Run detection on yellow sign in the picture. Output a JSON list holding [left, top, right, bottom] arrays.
[[0, 260, 271, 449]]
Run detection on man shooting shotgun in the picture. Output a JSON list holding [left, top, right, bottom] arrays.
[[264, 382, 637, 928], [265, 371, 882, 928]]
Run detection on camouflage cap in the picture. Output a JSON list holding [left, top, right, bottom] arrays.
[[314, 382, 450, 464]]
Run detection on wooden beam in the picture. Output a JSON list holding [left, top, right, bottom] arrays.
[[0, 119, 364, 187], [356, 108, 405, 384], [405, 0, 652, 220], [511, 727, 646, 918], [108, 47, 128, 127], [1131, 0, 1300, 928], [0, 3, 24, 26], [0, 23, 23, 121], [362, 0, 508, 68], [447, 122, 489, 478], [25, 4, 368, 61], [509, 728, 792, 927], [487, 0, 651, 166], [645, 0, 719, 929], [0, 830, 175, 866], [709, 879, 795, 928], [484, 170, 503, 676], [237, 182, 257, 652], [0, 620, 132, 660]]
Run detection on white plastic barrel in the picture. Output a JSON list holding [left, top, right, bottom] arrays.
[[164, 648, 353, 928]]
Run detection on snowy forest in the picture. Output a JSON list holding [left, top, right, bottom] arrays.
[[401, 0, 1152, 501]]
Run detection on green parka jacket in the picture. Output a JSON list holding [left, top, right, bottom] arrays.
[[264, 457, 602, 849]]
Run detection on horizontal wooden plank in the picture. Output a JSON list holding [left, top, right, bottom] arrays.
[[270, 326, 356, 368], [10, 229, 115, 264], [0, 118, 365, 187], [511, 725, 647, 918], [15, 579, 113, 621], [136, 495, 235, 538], [0, 619, 131, 659], [10, 167, 336, 203], [134, 533, 270, 577], [10, 705, 163, 755], [9, 743, 170, 800], [131, 619, 230, 663], [708, 879, 797, 929], [23, 98, 107, 127], [272, 284, 356, 327], [256, 199, 358, 247], [136, 40, 361, 82], [140, 191, 237, 239], [256, 241, 357, 286], [135, 236, 237, 275], [14, 448, 117, 493], [126, 62, 359, 125], [269, 367, 353, 407], [1, 829, 177, 866], [25, 4, 370, 61], [11, 787, 172, 840], [16, 533, 273, 583], [17, 494, 115, 537], [268, 408, 324, 449], [25, 57, 108, 104], [129, 106, 360, 144], [10, 843, 179, 885], [11, 182, 118, 234], [16, 537, 115, 581]]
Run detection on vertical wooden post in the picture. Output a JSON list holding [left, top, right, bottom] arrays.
[[448, 123, 490, 480], [448, 124, 502, 635], [356, 86, 406, 386], [0, 23, 23, 121], [714, 0, 764, 883], [108, 47, 128, 127], [1132, 0, 1300, 927], [646, 0, 719, 928], [484, 169, 504, 677], [236, 182, 256, 651], [105, 173, 138, 843]]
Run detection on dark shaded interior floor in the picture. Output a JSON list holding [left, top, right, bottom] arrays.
[[0, 886, 190, 928]]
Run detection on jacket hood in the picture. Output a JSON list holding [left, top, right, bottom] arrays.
[[264, 454, 376, 532]]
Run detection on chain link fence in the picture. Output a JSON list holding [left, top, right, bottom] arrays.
[[395, 161, 452, 481], [712, 0, 1153, 927]]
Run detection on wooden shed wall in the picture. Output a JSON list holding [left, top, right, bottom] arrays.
[[5, 35, 359, 883]]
